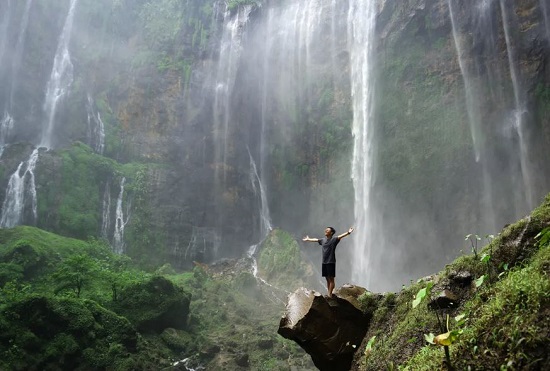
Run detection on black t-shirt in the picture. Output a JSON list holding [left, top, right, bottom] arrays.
[[318, 236, 340, 264]]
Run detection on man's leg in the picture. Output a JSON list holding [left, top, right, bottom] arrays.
[[327, 276, 335, 298]]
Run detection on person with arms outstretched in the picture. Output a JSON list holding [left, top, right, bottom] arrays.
[[302, 226, 354, 298]]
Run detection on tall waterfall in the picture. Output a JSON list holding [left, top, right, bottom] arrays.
[[86, 95, 106, 155], [348, 0, 377, 287], [0, 149, 39, 227], [0, 0, 11, 68], [499, 0, 534, 211], [448, 0, 497, 232], [248, 150, 272, 240], [101, 182, 111, 240], [212, 4, 252, 184], [0, 0, 33, 153], [446, 0, 537, 230], [113, 178, 128, 254], [41, 0, 79, 149], [0, 0, 78, 228]]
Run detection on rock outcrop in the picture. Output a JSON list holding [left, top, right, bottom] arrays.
[[278, 285, 372, 371]]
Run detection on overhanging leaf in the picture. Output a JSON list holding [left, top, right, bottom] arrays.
[[424, 333, 435, 344], [475, 275, 485, 288]]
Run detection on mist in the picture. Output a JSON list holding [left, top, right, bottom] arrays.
[[0, 0, 548, 293]]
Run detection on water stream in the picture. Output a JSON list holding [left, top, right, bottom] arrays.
[[348, 0, 377, 287], [41, 0, 79, 149], [0, 149, 39, 227]]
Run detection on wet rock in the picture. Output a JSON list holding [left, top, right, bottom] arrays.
[[449, 270, 473, 287], [257, 339, 274, 349], [235, 353, 249, 367], [429, 289, 459, 309], [278, 286, 372, 371]]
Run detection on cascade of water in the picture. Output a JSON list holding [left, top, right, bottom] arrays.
[[499, 0, 535, 211], [348, 0, 377, 288], [0, 148, 38, 227], [101, 182, 111, 239], [246, 149, 272, 278], [249, 151, 272, 238], [448, 0, 482, 162], [86, 95, 105, 154], [0, 0, 33, 152], [447, 0, 497, 232], [41, 0, 79, 149], [113, 177, 127, 254], [0, 0, 11, 67], [212, 4, 252, 184], [0, 112, 14, 157]]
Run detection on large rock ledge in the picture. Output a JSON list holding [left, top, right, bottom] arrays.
[[278, 285, 372, 371]]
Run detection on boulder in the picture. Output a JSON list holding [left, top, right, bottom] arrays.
[[278, 286, 372, 371], [113, 276, 191, 333]]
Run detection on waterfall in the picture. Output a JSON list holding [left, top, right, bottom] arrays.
[[113, 177, 128, 254], [448, 0, 482, 162], [101, 182, 111, 239], [0, 0, 78, 229], [0, 0, 11, 67], [41, 0, 79, 149], [0, 0, 33, 154], [448, 0, 497, 232], [0, 148, 39, 227], [500, 0, 535, 211], [86, 95, 105, 154], [0, 113, 14, 157], [248, 149, 272, 240], [212, 4, 252, 184], [348, 0, 377, 287]]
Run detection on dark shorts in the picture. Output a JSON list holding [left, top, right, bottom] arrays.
[[322, 263, 336, 277]]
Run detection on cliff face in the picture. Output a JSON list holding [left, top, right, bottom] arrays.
[[0, 0, 548, 287]]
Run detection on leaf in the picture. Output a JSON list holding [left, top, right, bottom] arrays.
[[365, 335, 376, 356], [433, 330, 461, 346], [475, 275, 485, 288], [424, 333, 435, 344], [480, 253, 491, 263], [412, 282, 433, 308], [454, 313, 466, 322]]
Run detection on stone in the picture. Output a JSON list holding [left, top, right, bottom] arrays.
[[429, 289, 459, 309], [449, 271, 473, 288], [278, 286, 372, 371], [235, 353, 249, 367]]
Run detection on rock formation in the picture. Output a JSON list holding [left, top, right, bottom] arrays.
[[278, 285, 373, 371]]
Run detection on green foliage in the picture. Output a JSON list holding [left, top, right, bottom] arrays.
[[257, 229, 304, 288], [412, 282, 433, 308], [52, 254, 99, 298], [139, 0, 185, 50]]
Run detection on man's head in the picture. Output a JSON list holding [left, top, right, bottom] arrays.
[[325, 227, 336, 237]]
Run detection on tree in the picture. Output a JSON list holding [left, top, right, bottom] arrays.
[[53, 254, 98, 298]]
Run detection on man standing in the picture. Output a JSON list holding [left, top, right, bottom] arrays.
[[302, 226, 354, 298]]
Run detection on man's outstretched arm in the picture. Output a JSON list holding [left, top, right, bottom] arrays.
[[337, 227, 354, 240], [302, 235, 319, 242]]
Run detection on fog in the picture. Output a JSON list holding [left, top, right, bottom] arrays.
[[0, 0, 549, 292]]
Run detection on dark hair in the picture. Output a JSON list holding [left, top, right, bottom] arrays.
[[327, 227, 336, 235]]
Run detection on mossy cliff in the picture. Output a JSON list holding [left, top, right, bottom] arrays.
[[342, 194, 550, 370]]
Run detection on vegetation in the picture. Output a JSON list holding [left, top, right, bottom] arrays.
[[0, 225, 314, 370], [353, 194, 550, 370]]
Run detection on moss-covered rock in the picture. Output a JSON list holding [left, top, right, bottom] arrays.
[[257, 229, 316, 289], [112, 275, 191, 333], [0, 296, 138, 370]]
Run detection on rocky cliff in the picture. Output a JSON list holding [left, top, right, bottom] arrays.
[[0, 0, 548, 292]]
